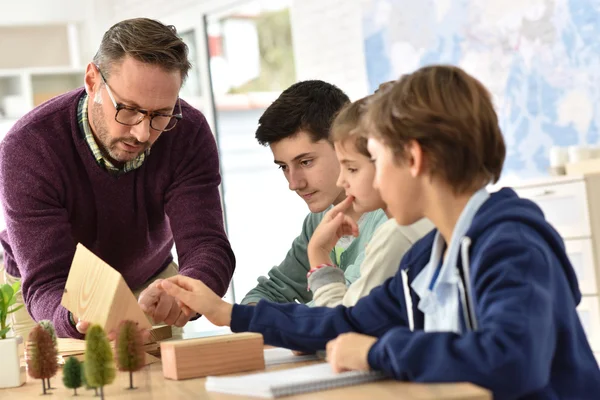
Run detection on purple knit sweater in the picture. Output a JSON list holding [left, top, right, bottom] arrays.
[[0, 88, 235, 338]]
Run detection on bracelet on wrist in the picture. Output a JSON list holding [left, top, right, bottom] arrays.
[[306, 263, 337, 290]]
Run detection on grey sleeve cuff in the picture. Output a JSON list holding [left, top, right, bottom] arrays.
[[240, 295, 263, 305], [307, 266, 346, 293]]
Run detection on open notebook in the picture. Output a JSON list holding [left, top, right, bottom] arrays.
[[205, 362, 386, 398], [263, 348, 322, 366]]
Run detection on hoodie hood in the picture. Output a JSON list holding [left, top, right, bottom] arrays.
[[402, 187, 582, 306], [468, 188, 581, 303]]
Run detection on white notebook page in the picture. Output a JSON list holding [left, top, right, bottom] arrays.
[[205, 362, 386, 398]]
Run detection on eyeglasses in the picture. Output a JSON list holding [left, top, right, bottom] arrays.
[[95, 66, 183, 132]]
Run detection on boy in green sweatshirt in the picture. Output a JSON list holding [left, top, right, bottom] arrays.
[[241, 81, 387, 305]]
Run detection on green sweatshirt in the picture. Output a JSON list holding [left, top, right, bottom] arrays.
[[240, 208, 388, 305]]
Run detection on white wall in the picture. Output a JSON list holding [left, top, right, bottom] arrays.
[[290, 0, 369, 100], [0, 0, 97, 66], [101, 0, 243, 24], [0, 0, 90, 25], [98, 0, 369, 99], [0, 0, 370, 103]]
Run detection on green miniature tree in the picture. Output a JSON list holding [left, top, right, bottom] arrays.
[[62, 356, 82, 395], [80, 362, 99, 396], [84, 325, 116, 400], [38, 320, 58, 389], [115, 320, 145, 389], [26, 325, 58, 395], [0, 281, 24, 339]]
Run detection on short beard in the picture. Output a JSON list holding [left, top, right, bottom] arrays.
[[90, 101, 137, 165]]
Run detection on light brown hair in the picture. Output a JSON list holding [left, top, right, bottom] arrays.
[[365, 65, 506, 194], [93, 18, 192, 83], [331, 97, 370, 157]]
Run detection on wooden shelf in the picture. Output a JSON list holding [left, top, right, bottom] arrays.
[[0, 23, 84, 121]]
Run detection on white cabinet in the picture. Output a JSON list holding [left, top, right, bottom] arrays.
[[0, 23, 84, 128], [578, 296, 600, 352], [514, 174, 600, 353], [515, 180, 591, 238], [0, 68, 84, 122], [565, 239, 598, 296]]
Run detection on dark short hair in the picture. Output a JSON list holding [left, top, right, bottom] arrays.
[[255, 80, 350, 146], [93, 18, 192, 83], [366, 65, 506, 194]]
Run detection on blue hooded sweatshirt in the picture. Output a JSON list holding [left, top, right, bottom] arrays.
[[231, 188, 600, 399]]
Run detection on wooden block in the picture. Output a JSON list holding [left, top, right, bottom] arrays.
[[161, 333, 265, 380], [60, 351, 159, 366], [144, 352, 160, 366], [142, 342, 160, 357], [148, 325, 172, 343], [61, 243, 152, 334], [57, 338, 160, 358], [57, 338, 87, 356]]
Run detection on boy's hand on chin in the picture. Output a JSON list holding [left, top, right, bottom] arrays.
[[308, 196, 359, 266]]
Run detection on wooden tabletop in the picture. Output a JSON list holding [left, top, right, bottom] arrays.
[[1, 359, 491, 400]]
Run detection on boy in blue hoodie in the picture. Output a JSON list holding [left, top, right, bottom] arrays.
[[157, 65, 600, 399]]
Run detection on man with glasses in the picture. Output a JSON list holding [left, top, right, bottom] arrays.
[[0, 18, 236, 339]]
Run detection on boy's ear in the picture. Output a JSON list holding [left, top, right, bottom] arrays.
[[407, 140, 423, 178]]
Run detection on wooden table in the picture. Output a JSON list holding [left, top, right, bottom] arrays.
[[1, 359, 491, 399]]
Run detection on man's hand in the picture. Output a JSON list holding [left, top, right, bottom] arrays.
[[138, 279, 191, 327], [75, 319, 90, 335], [74, 318, 149, 342], [308, 196, 359, 266], [157, 275, 232, 327], [326, 333, 377, 373]]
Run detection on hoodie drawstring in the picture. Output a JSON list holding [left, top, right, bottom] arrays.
[[400, 269, 414, 331], [457, 237, 479, 331]]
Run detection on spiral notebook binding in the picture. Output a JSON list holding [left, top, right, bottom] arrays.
[[271, 370, 386, 397]]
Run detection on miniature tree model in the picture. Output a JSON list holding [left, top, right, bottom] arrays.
[[80, 362, 99, 396], [115, 320, 145, 390], [38, 320, 58, 389], [0, 281, 24, 339], [26, 325, 58, 395], [85, 325, 116, 400], [63, 356, 83, 395]]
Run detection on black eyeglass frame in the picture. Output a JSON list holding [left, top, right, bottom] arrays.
[[95, 65, 183, 132]]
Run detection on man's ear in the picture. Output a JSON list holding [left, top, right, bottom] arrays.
[[84, 63, 100, 96]]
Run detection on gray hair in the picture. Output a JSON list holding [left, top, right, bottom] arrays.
[[93, 18, 192, 84]]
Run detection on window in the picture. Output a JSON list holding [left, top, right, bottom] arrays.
[[204, 0, 307, 302]]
